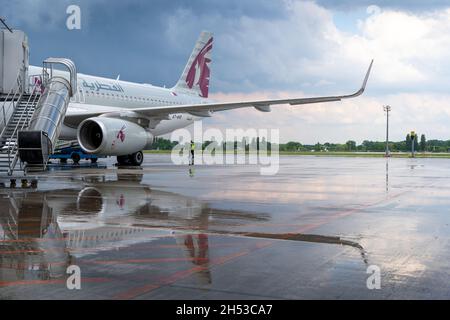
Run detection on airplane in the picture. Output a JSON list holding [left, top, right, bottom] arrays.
[[28, 31, 373, 166]]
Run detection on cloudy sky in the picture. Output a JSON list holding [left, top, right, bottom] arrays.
[[3, 0, 450, 143]]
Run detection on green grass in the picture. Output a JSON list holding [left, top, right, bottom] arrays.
[[279, 151, 450, 158], [143, 150, 172, 154], [144, 150, 450, 159]]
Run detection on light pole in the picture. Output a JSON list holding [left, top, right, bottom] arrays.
[[383, 105, 391, 157]]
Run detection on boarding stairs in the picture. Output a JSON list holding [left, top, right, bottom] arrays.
[[0, 93, 40, 174], [0, 58, 77, 176], [0, 73, 41, 175]]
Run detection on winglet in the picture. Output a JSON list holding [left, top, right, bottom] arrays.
[[361, 59, 373, 93], [343, 59, 373, 99]]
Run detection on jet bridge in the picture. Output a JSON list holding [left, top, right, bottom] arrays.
[[18, 58, 77, 170]]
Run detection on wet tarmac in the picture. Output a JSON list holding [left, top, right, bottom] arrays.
[[0, 154, 449, 299]]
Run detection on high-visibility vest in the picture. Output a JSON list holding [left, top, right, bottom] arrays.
[[191, 143, 195, 151]]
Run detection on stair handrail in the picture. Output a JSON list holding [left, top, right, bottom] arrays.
[[42, 58, 77, 97], [5, 82, 41, 175], [14, 58, 77, 175], [7, 92, 41, 176], [1, 69, 23, 132], [7, 83, 40, 147]]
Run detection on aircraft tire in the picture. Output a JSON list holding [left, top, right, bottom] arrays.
[[130, 151, 144, 166], [71, 153, 81, 164]]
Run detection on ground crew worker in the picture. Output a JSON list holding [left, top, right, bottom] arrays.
[[190, 140, 195, 165]]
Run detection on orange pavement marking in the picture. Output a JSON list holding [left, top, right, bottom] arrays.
[[0, 277, 109, 288], [114, 250, 252, 300]]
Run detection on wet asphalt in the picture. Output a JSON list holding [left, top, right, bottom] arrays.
[[0, 154, 449, 299]]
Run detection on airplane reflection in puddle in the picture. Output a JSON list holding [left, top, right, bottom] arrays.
[[0, 173, 368, 286], [0, 173, 269, 285]]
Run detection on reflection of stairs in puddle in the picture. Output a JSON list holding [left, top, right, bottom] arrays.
[[1, 195, 21, 240], [0, 192, 51, 250], [0, 192, 66, 281], [65, 227, 150, 253]]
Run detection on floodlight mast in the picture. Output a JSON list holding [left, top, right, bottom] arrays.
[[383, 105, 391, 157]]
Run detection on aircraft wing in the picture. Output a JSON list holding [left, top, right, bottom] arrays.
[[64, 60, 372, 125], [130, 60, 373, 118]]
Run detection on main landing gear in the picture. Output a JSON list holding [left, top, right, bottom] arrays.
[[117, 151, 144, 166]]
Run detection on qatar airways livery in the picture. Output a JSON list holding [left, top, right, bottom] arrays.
[[28, 31, 373, 165]]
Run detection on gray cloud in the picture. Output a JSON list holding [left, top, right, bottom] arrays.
[[0, 0, 289, 87], [3, 0, 450, 95], [316, 0, 450, 11]]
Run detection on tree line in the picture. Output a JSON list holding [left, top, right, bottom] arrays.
[[150, 137, 271, 151], [150, 135, 450, 153], [279, 134, 448, 152]]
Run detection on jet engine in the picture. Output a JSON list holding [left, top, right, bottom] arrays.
[[77, 117, 153, 156]]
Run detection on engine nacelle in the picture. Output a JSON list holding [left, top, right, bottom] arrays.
[[77, 117, 153, 156]]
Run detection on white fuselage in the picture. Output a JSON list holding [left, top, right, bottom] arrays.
[[28, 66, 208, 140]]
